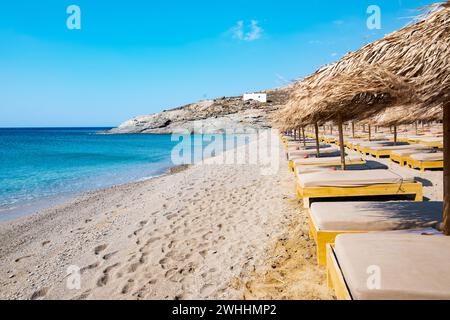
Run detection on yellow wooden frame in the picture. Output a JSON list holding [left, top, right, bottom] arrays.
[[326, 244, 352, 300], [406, 158, 443, 172], [420, 141, 443, 148], [367, 148, 394, 158], [391, 137, 410, 143], [323, 137, 337, 144], [296, 181, 423, 208], [406, 139, 443, 149], [308, 210, 365, 266], [293, 159, 366, 173], [390, 153, 408, 166], [359, 146, 372, 155], [288, 160, 294, 172]]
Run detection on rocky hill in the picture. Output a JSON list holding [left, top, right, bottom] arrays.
[[106, 88, 290, 134]]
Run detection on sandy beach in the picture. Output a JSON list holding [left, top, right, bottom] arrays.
[[0, 133, 333, 300]]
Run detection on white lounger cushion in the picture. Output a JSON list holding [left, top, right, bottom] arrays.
[[391, 149, 434, 157], [298, 169, 415, 188], [334, 233, 450, 300], [419, 137, 443, 143], [410, 152, 443, 161], [355, 141, 393, 147], [311, 201, 442, 231], [369, 144, 429, 151], [287, 143, 329, 151], [296, 162, 387, 174], [404, 135, 430, 142], [293, 155, 363, 166], [288, 147, 339, 157]]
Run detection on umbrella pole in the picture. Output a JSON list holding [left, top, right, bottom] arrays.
[[338, 115, 346, 170], [302, 127, 307, 148], [352, 122, 355, 138], [444, 103, 450, 235], [393, 125, 398, 146], [368, 125, 372, 141], [314, 123, 320, 158]]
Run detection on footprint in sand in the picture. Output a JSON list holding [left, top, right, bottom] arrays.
[[41, 240, 51, 247], [94, 244, 108, 255], [139, 220, 148, 227], [121, 279, 135, 294], [168, 240, 178, 249], [30, 287, 49, 300], [159, 257, 170, 269], [81, 262, 99, 274], [14, 255, 33, 263], [73, 290, 92, 300], [97, 274, 109, 287], [97, 263, 120, 287], [139, 252, 149, 264], [127, 262, 142, 273], [103, 251, 118, 261]]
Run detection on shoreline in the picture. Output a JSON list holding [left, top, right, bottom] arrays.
[[0, 165, 186, 224], [0, 132, 332, 300], [0, 131, 252, 224]]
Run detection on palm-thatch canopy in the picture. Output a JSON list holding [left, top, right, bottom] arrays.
[[276, 1, 450, 128], [367, 103, 443, 127]]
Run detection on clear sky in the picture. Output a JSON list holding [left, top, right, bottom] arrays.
[[0, 0, 433, 127]]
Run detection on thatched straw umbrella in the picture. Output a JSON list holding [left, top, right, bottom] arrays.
[[368, 103, 443, 138], [277, 1, 450, 232], [286, 1, 449, 119], [277, 64, 416, 164], [372, 104, 443, 128]]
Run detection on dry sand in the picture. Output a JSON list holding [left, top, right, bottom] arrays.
[[0, 133, 333, 300]]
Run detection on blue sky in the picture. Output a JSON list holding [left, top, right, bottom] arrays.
[[0, 0, 433, 127]]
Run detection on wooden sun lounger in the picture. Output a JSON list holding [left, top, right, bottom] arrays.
[[355, 141, 393, 155], [327, 232, 450, 300], [366, 144, 429, 159], [292, 156, 366, 174], [296, 170, 423, 208], [364, 143, 412, 156], [389, 149, 432, 166], [287, 143, 329, 152], [406, 152, 444, 172], [322, 136, 338, 144], [309, 201, 442, 265], [409, 137, 443, 148], [326, 244, 352, 300]]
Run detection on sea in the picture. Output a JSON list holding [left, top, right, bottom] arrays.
[[0, 128, 245, 221]]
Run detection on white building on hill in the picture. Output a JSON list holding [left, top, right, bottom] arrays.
[[243, 93, 267, 103]]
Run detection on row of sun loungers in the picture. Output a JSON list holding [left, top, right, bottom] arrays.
[[281, 131, 445, 300], [309, 201, 442, 265], [335, 135, 444, 171], [296, 169, 422, 208]]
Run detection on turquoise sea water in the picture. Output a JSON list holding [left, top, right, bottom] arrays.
[[0, 128, 239, 220]]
